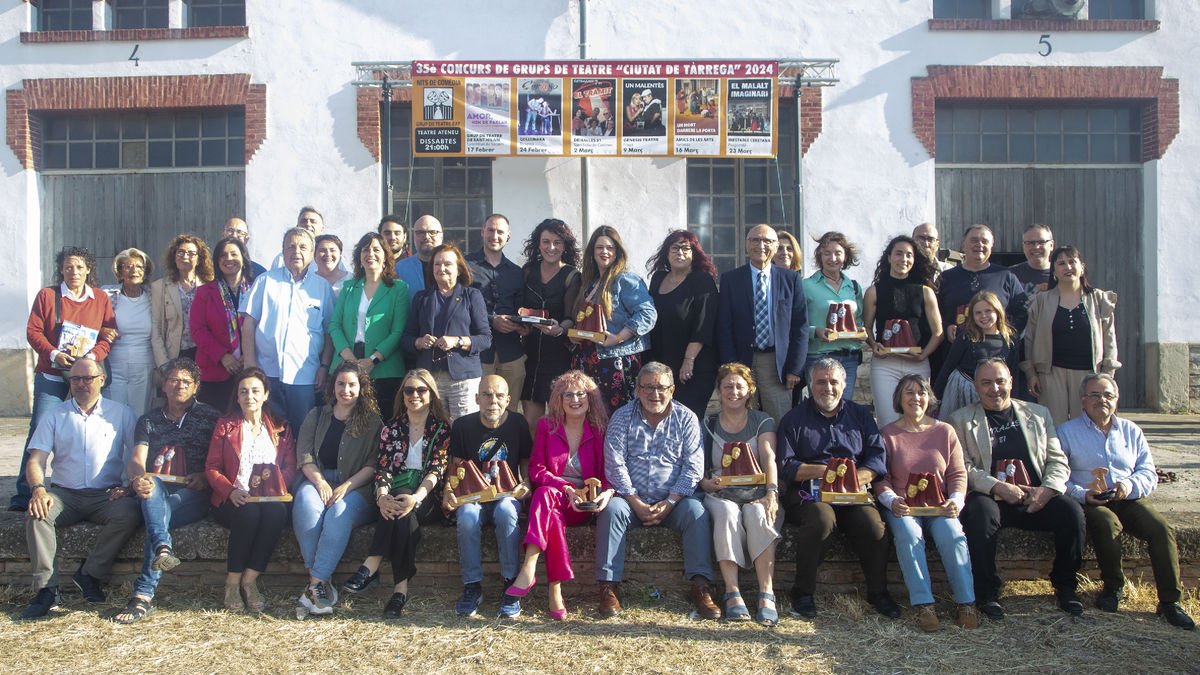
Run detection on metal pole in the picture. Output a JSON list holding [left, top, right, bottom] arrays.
[[792, 74, 803, 254], [579, 0, 590, 243], [380, 75, 393, 218]]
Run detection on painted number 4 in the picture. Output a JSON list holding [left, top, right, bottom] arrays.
[[1038, 34, 1052, 57], [129, 44, 140, 67]]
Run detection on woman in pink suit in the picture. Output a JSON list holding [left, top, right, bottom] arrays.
[[503, 370, 611, 620]]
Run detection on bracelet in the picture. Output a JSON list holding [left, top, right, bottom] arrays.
[[31, 483, 46, 492]]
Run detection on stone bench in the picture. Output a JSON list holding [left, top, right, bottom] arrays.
[[2, 510, 1198, 595]]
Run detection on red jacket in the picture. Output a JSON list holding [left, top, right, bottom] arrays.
[[204, 414, 296, 506], [27, 286, 116, 376], [190, 281, 242, 383], [528, 417, 609, 492]]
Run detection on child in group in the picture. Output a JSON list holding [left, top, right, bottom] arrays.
[[933, 290, 1019, 417]]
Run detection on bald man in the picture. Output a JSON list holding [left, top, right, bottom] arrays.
[[395, 214, 444, 301], [911, 223, 953, 274], [443, 375, 532, 617]]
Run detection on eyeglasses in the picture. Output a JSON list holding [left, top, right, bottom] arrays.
[[562, 391, 587, 400], [1023, 239, 1052, 247], [402, 386, 430, 396], [639, 384, 673, 393], [914, 236, 938, 244], [166, 378, 195, 386], [68, 375, 101, 385], [1085, 392, 1117, 402], [748, 237, 777, 246], [122, 263, 145, 271], [175, 249, 199, 258], [669, 245, 692, 254], [412, 230, 442, 239]]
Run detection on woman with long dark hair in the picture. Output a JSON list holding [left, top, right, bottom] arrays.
[[191, 236, 255, 411]]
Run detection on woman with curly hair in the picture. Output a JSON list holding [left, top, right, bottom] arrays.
[[646, 229, 719, 419], [151, 234, 214, 376], [803, 231, 866, 401]]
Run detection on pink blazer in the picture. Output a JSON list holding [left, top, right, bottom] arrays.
[[190, 281, 241, 383], [528, 417, 609, 492]]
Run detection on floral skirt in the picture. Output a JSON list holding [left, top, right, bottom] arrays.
[[573, 343, 641, 413]]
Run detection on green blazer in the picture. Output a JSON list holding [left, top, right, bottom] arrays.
[[329, 276, 410, 379]]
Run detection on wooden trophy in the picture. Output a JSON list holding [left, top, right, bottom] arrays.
[[818, 457, 871, 504], [992, 458, 1032, 501], [575, 477, 603, 511], [567, 300, 608, 343], [245, 463, 292, 502], [444, 458, 497, 509], [1088, 467, 1117, 501], [903, 471, 946, 516], [507, 307, 555, 328], [717, 441, 767, 486], [880, 319, 921, 354], [146, 444, 190, 485], [825, 302, 867, 340], [485, 459, 529, 501]]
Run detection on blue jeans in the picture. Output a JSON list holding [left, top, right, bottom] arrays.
[[132, 479, 211, 599], [267, 377, 317, 436], [885, 510, 975, 606], [456, 497, 522, 584], [12, 374, 70, 509], [596, 495, 713, 583], [292, 469, 375, 581], [805, 353, 860, 400]]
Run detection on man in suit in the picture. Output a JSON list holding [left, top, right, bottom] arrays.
[[948, 358, 1085, 620], [717, 224, 809, 422]]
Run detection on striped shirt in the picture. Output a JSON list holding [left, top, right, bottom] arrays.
[[605, 400, 702, 502]]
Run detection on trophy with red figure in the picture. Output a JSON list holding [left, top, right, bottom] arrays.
[[817, 457, 871, 504], [567, 300, 608, 343], [147, 444, 189, 484], [825, 302, 867, 340], [717, 441, 767, 486], [904, 471, 946, 516], [880, 319, 921, 354], [993, 458, 1032, 501], [444, 458, 498, 509], [245, 463, 292, 502]]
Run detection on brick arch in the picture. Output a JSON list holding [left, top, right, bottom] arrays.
[[911, 66, 1179, 161], [6, 74, 266, 170]]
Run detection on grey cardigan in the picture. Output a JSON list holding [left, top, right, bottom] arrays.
[[295, 405, 383, 504], [1021, 287, 1119, 378]]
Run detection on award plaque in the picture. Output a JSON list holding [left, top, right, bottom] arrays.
[[1088, 467, 1117, 501], [567, 300, 608, 343], [825, 302, 867, 340], [574, 477, 603, 512], [817, 457, 871, 504], [903, 471, 946, 516], [147, 444, 189, 485], [717, 441, 767, 486], [445, 458, 497, 508], [485, 459, 529, 501], [244, 463, 292, 503], [992, 458, 1032, 501], [880, 319, 921, 354], [502, 308, 556, 327]]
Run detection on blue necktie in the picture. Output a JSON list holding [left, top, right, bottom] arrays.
[[754, 271, 770, 349]]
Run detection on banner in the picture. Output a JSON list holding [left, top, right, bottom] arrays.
[[411, 60, 778, 158]]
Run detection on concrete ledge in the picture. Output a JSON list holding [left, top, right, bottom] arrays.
[[3, 510, 1198, 592]]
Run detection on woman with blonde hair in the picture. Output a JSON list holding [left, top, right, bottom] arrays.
[[773, 231, 803, 273], [933, 290, 1018, 418]]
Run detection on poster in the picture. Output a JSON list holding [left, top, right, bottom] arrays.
[[411, 60, 778, 158], [569, 78, 617, 155]]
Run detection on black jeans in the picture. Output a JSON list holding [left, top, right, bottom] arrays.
[[212, 500, 290, 574], [368, 498, 438, 585], [961, 491, 1084, 600], [783, 500, 890, 597]]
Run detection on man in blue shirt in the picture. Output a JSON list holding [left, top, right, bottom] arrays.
[[395, 214, 443, 301], [466, 214, 526, 410], [1058, 372, 1194, 629], [775, 357, 897, 620], [21, 358, 140, 619], [596, 362, 719, 620]]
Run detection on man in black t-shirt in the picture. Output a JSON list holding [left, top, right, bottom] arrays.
[[1009, 224, 1055, 300], [443, 375, 532, 618], [113, 357, 220, 624], [948, 358, 1085, 620]]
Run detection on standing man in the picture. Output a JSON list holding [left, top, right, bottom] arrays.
[[596, 362, 719, 620], [937, 225, 1028, 344], [443, 375, 532, 618], [21, 359, 140, 619], [379, 214, 409, 261], [467, 213, 526, 412], [112, 357, 220, 624], [395, 214, 444, 301], [240, 227, 335, 433], [949, 358, 1085, 619], [911, 223, 954, 274], [775, 357, 898, 620], [1058, 373, 1194, 629], [296, 206, 325, 237], [221, 217, 266, 277], [717, 224, 809, 422], [1010, 224, 1055, 299]]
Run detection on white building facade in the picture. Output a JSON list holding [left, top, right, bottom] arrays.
[[1, 0, 1195, 412]]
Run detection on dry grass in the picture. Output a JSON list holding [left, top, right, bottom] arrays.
[[1, 578, 1198, 674]]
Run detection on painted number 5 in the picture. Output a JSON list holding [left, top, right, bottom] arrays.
[[1038, 34, 1052, 57]]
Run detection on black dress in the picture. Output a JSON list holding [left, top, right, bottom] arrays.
[[648, 269, 719, 419], [520, 264, 582, 402]]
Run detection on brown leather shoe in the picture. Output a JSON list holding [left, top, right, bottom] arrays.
[[915, 604, 939, 632], [690, 580, 721, 620], [598, 582, 621, 618], [955, 603, 980, 629]]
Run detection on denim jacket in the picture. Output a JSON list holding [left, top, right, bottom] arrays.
[[597, 271, 657, 358]]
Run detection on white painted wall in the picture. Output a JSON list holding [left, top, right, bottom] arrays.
[[1, 0, 1197, 374]]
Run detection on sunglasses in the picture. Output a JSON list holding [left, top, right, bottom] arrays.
[[402, 386, 430, 396]]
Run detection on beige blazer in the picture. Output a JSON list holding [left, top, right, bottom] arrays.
[[149, 278, 184, 368], [947, 400, 1070, 495], [1021, 287, 1119, 378]]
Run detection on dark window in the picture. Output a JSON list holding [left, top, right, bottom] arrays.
[[686, 103, 796, 273], [36, 0, 92, 31], [112, 0, 169, 30], [935, 104, 1142, 165], [388, 107, 493, 250], [42, 110, 245, 170], [1087, 0, 1145, 19], [186, 0, 245, 27], [933, 0, 990, 19]]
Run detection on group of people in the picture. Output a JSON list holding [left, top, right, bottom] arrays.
[[13, 212, 1191, 632]]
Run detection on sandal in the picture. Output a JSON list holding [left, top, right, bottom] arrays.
[[724, 591, 751, 621], [242, 582, 266, 614], [224, 582, 244, 611], [151, 546, 181, 573], [112, 596, 153, 624], [757, 592, 779, 627]]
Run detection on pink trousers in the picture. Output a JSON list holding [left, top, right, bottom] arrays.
[[524, 485, 593, 583]]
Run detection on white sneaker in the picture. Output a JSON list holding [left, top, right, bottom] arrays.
[[302, 582, 334, 615]]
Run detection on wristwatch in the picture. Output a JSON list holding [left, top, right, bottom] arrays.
[[369, 354, 381, 365], [665, 496, 679, 506]]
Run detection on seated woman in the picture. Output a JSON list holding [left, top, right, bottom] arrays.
[[505, 370, 612, 620], [933, 290, 1018, 418], [876, 374, 978, 632], [697, 363, 780, 626], [342, 368, 450, 618], [204, 367, 296, 613], [292, 361, 383, 615]]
